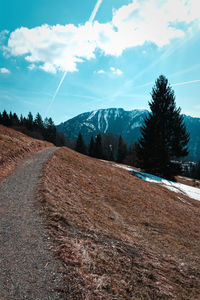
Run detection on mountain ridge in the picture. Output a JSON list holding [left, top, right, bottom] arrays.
[[57, 108, 200, 161]]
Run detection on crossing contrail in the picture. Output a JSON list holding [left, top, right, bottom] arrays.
[[172, 79, 200, 86], [46, 0, 103, 115]]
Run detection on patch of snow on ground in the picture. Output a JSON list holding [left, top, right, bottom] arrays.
[[114, 164, 200, 202]]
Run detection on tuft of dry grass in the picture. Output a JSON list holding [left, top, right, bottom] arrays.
[[0, 125, 53, 182], [39, 147, 200, 299]]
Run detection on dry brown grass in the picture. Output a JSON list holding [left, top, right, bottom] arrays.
[[39, 147, 200, 299], [0, 125, 53, 182]]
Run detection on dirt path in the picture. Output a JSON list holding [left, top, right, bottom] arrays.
[[0, 147, 66, 300]]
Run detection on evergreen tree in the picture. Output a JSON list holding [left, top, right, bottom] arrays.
[[108, 144, 114, 161], [75, 132, 87, 154], [11, 113, 20, 126], [27, 112, 34, 130], [34, 113, 44, 131], [1, 110, 10, 126], [89, 136, 95, 157], [102, 133, 118, 161], [9, 112, 13, 126], [117, 135, 127, 163], [43, 117, 56, 144], [19, 114, 24, 126], [94, 133, 103, 159], [137, 75, 189, 179]]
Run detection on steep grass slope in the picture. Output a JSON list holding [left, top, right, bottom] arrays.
[[0, 125, 53, 182], [40, 147, 200, 299]]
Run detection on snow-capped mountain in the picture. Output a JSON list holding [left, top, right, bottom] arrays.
[[57, 108, 200, 161], [57, 108, 148, 143]]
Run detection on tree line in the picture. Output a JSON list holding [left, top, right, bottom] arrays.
[[0, 109, 135, 163], [0, 110, 69, 146], [75, 132, 137, 165]]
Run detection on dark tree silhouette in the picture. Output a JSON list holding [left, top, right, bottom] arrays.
[[26, 112, 34, 130], [43, 117, 56, 144], [11, 113, 20, 126], [137, 75, 189, 180], [123, 143, 138, 167], [0, 110, 70, 147], [89, 136, 95, 157], [34, 113, 44, 131], [102, 133, 118, 161], [94, 133, 103, 159], [75, 132, 87, 154], [1, 110, 10, 126], [117, 135, 127, 163]]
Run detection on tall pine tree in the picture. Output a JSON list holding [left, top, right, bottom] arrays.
[[137, 75, 189, 180]]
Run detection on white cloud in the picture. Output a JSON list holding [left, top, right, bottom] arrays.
[[97, 69, 105, 74], [0, 30, 9, 40], [0, 67, 10, 74], [110, 67, 123, 75], [39, 62, 57, 74], [5, 0, 200, 73], [115, 69, 123, 75], [28, 64, 36, 70]]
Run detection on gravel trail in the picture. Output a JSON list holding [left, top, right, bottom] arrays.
[[0, 147, 66, 300]]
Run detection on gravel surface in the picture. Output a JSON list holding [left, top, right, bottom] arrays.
[[0, 147, 67, 300]]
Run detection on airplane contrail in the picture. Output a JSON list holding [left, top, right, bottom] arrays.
[[172, 79, 200, 86], [46, 0, 103, 115], [46, 71, 67, 115], [89, 0, 103, 23]]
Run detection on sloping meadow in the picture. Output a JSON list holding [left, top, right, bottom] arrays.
[[39, 147, 200, 299], [0, 125, 52, 182]]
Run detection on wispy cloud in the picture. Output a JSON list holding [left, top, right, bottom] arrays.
[[171, 79, 200, 86], [28, 64, 36, 71], [97, 69, 105, 74], [0, 67, 10, 74], [110, 67, 123, 75], [169, 64, 200, 78]]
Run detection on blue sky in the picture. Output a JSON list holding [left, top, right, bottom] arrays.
[[0, 0, 200, 124]]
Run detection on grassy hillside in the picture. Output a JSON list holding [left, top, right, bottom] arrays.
[[40, 147, 200, 299], [0, 125, 53, 182]]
